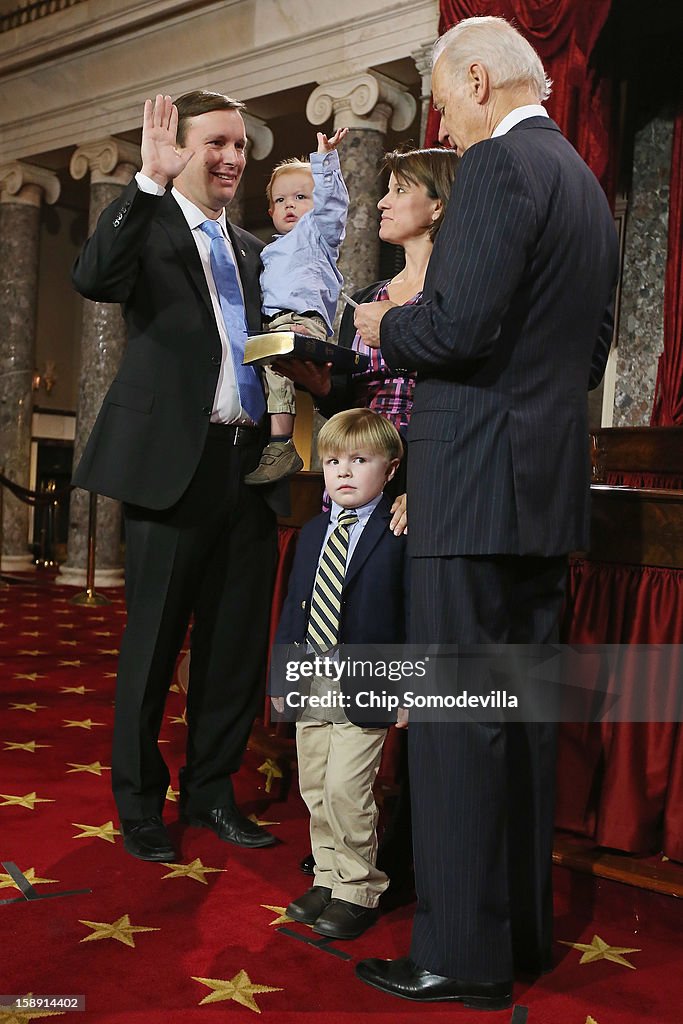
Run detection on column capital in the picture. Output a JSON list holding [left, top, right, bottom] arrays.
[[70, 138, 141, 185], [306, 71, 417, 134], [0, 161, 60, 207], [243, 113, 274, 161], [411, 41, 435, 82]]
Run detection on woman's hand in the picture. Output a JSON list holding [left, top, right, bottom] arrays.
[[269, 358, 332, 397], [390, 493, 407, 536], [353, 300, 396, 348]]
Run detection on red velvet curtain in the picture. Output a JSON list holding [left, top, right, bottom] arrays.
[[558, 559, 683, 862], [652, 111, 683, 426], [427, 1, 614, 195]]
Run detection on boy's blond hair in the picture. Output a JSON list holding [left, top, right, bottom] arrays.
[[318, 408, 403, 463], [266, 157, 313, 207]]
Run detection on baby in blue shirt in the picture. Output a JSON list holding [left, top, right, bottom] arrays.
[[244, 129, 349, 485]]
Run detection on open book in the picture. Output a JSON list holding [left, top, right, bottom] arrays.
[[243, 331, 369, 373]]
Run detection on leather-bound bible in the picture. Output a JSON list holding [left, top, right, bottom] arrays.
[[243, 331, 369, 373]]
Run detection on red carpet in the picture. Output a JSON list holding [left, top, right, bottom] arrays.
[[1, 578, 681, 1023]]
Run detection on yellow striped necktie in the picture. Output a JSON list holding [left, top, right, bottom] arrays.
[[306, 509, 358, 654]]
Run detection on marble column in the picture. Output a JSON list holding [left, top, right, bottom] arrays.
[[229, 114, 274, 228], [613, 115, 674, 426], [307, 72, 417, 302], [306, 73, 416, 466], [58, 138, 140, 588], [411, 41, 435, 145], [0, 162, 60, 571]]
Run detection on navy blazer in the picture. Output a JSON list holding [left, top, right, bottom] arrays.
[[71, 179, 268, 511], [380, 118, 619, 558], [273, 495, 408, 725]]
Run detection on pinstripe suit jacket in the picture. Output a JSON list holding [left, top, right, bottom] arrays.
[[380, 117, 618, 557]]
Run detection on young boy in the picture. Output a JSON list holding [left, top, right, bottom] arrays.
[[244, 129, 349, 485], [272, 408, 408, 939]]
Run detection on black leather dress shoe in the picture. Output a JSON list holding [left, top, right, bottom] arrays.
[[355, 957, 513, 1010], [299, 852, 315, 875], [286, 886, 332, 924], [313, 898, 378, 940], [120, 816, 175, 862], [181, 806, 276, 848]]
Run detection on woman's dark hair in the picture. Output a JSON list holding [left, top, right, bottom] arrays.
[[383, 147, 459, 240]]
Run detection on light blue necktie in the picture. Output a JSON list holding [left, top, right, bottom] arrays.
[[199, 219, 265, 423]]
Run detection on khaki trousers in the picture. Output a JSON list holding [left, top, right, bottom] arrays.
[[263, 311, 330, 415], [296, 718, 389, 907]]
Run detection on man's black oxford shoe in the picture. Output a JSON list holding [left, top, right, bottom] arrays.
[[286, 886, 332, 924], [299, 852, 315, 875], [313, 898, 378, 940], [355, 957, 513, 1010], [181, 806, 276, 848], [120, 816, 175, 862]]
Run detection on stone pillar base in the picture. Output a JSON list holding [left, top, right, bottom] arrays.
[[55, 565, 125, 588], [1, 554, 36, 572]]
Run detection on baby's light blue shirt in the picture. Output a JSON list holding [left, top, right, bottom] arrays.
[[260, 150, 349, 336]]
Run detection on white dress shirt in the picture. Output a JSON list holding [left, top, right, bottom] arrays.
[[135, 171, 253, 425], [491, 104, 549, 138]]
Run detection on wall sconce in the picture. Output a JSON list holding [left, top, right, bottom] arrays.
[[32, 360, 57, 395]]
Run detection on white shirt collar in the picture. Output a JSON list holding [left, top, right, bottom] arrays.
[[330, 494, 382, 527], [171, 186, 228, 234], [491, 105, 549, 138]]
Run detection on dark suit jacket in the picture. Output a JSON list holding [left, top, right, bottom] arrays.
[[71, 178, 267, 510], [380, 118, 619, 558], [273, 495, 408, 724]]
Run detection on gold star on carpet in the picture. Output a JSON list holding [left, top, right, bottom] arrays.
[[0, 792, 55, 810], [169, 709, 187, 726], [98, 648, 119, 655], [9, 703, 46, 713], [165, 786, 179, 803], [66, 761, 110, 776], [72, 821, 120, 843], [0, 993, 66, 1021], [58, 640, 78, 646], [257, 758, 283, 793], [23, 615, 41, 620], [261, 904, 293, 926], [248, 814, 280, 827], [559, 933, 640, 969], [80, 913, 159, 947], [4, 741, 51, 753], [62, 718, 105, 729], [161, 858, 225, 884], [0, 867, 58, 890], [14, 673, 44, 681], [20, 631, 41, 637], [58, 660, 82, 667], [193, 970, 282, 1012], [586, 1017, 599, 1024], [94, 630, 114, 636], [17, 650, 44, 656], [57, 624, 76, 629], [60, 685, 94, 695], [104, 671, 117, 677]]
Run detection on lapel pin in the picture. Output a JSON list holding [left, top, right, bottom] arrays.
[[240, 249, 246, 257]]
